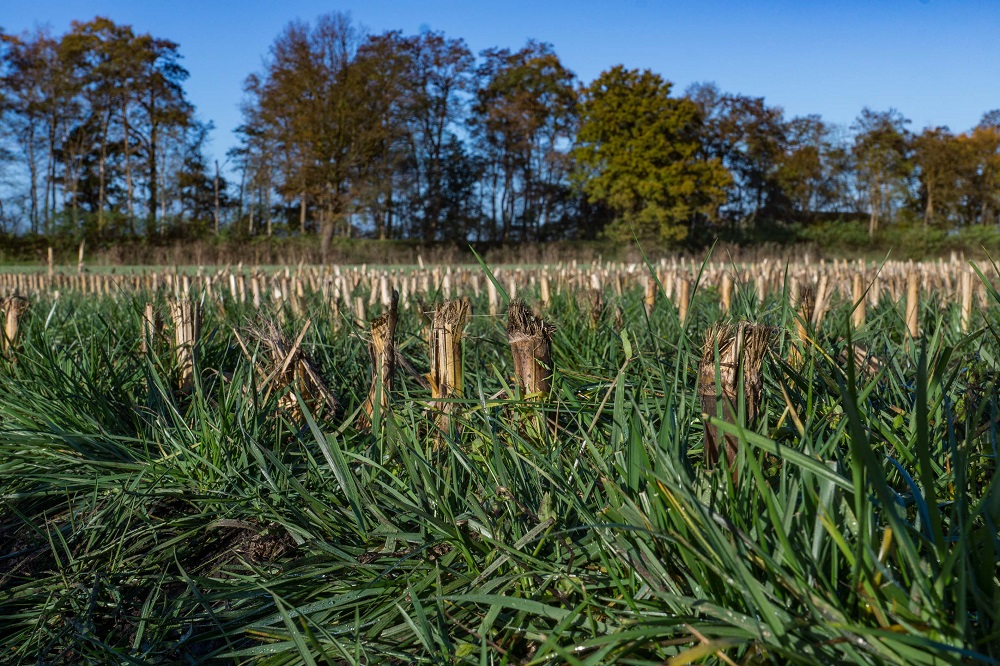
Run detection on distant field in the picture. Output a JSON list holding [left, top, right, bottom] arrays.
[[0, 258, 996, 664]]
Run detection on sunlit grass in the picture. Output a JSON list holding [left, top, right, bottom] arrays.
[[0, 264, 997, 664]]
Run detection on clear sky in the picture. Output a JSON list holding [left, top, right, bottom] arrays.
[[5, 0, 999, 171]]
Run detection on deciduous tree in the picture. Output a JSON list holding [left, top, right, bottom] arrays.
[[574, 66, 729, 244], [912, 126, 965, 227], [471, 41, 577, 242], [852, 107, 911, 238], [243, 13, 367, 254]]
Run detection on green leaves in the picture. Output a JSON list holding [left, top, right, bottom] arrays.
[[620, 328, 632, 361], [1, 272, 998, 664], [574, 65, 730, 244]]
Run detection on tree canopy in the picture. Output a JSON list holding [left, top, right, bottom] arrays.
[[574, 66, 729, 243], [2, 12, 1000, 251]]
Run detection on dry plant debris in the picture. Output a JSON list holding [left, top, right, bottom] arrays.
[[238, 317, 340, 421], [698, 321, 775, 470], [506, 299, 555, 400]]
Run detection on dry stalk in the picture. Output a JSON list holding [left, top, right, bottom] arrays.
[[698, 321, 775, 474], [360, 289, 399, 428], [576, 289, 604, 329], [851, 274, 866, 328], [677, 277, 690, 325], [506, 299, 555, 400], [428, 298, 471, 432], [906, 271, 920, 339], [140, 302, 164, 355], [790, 285, 815, 366], [1, 295, 29, 357], [486, 279, 498, 316], [796, 285, 816, 328], [838, 343, 882, 379], [643, 275, 656, 315], [540, 275, 551, 307], [960, 271, 973, 333], [354, 296, 366, 326], [811, 276, 829, 327], [720, 273, 732, 313], [170, 296, 201, 391], [242, 317, 339, 421]]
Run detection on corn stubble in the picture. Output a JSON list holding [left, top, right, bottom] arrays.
[[241, 317, 340, 421], [0, 294, 28, 357], [698, 321, 775, 471], [359, 289, 399, 429], [506, 299, 555, 400], [575, 288, 604, 329], [427, 298, 471, 434], [170, 296, 201, 391], [0, 261, 995, 665]]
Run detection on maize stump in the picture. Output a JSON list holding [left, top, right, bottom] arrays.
[[360, 289, 399, 428], [698, 321, 774, 473], [506, 299, 555, 400], [428, 298, 471, 434], [170, 296, 201, 391], [1, 295, 29, 357]]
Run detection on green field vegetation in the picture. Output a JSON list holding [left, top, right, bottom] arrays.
[[0, 263, 998, 664]]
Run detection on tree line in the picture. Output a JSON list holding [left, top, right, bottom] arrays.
[[0, 17, 226, 243], [2, 13, 999, 254]]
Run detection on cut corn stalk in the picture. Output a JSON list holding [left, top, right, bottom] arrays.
[[360, 289, 399, 428], [506, 299, 555, 400], [698, 321, 774, 472], [428, 298, 471, 433], [170, 296, 201, 390], [0, 295, 29, 357]]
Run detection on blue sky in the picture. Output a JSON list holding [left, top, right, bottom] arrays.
[[5, 1, 998, 169]]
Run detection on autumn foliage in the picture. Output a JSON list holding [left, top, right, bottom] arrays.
[[1, 13, 999, 254]]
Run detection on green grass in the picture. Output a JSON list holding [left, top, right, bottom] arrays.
[[0, 264, 997, 664]]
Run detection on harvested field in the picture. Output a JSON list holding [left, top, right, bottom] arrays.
[[0, 256, 997, 664]]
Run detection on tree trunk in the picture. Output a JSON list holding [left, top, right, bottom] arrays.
[[159, 155, 167, 233], [27, 127, 39, 235], [213, 160, 221, 234], [123, 101, 135, 234], [320, 202, 334, 259], [97, 112, 109, 234], [489, 169, 499, 243], [147, 89, 158, 235], [45, 122, 56, 235], [385, 189, 394, 240], [71, 166, 79, 231], [248, 184, 255, 236], [868, 178, 880, 239], [374, 205, 385, 240], [501, 170, 514, 243], [264, 170, 272, 236], [299, 190, 306, 233], [237, 165, 245, 223], [49, 143, 57, 233]]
